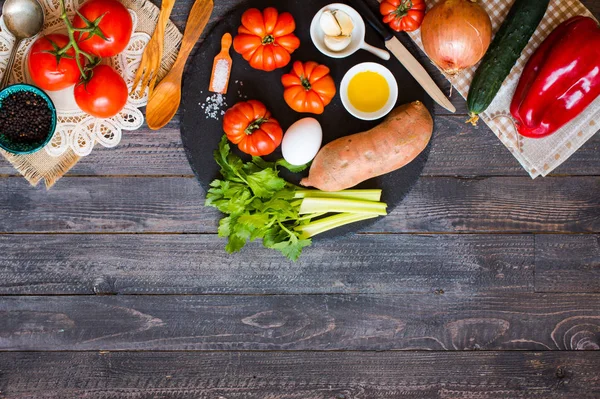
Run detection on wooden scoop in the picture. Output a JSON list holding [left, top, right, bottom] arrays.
[[209, 33, 233, 94], [146, 0, 214, 130]]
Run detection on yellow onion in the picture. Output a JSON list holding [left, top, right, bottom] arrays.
[[421, 0, 492, 75]]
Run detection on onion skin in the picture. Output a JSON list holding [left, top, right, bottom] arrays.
[[421, 0, 492, 75]]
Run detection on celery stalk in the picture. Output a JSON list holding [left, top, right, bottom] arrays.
[[296, 213, 380, 239], [294, 189, 382, 202], [298, 197, 387, 216], [297, 212, 327, 222]]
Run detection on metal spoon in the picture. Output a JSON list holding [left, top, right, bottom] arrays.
[[1, 0, 44, 89]]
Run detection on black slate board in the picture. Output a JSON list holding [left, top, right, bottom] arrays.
[[180, 0, 434, 238]]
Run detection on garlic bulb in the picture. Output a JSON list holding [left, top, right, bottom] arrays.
[[324, 35, 352, 52], [320, 11, 342, 36], [333, 10, 354, 36], [320, 9, 355, 52]]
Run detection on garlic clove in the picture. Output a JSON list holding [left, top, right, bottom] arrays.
[[324, 35, 352, 52], [333, 10, 354, 36], [320, 10, 342, 36]]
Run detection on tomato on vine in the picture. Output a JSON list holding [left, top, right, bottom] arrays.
[[73, 0, 133, 58], [27, 0, 131, 118], [74, 65, 128, 118], [28, 34, 85, 91]]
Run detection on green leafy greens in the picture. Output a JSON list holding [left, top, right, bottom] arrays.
[[206, 136, 387, 261]]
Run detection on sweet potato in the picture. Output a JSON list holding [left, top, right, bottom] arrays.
[[300, 101, 433, 191]]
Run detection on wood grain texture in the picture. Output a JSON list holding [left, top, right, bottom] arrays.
[[582, 0, 600, 14], [0, 234, 533, 295], [2, 294, 600, 351], [535, 235, 600, 293], [1, 351, 600, 398], [0, 177, 219, 233], [1, 119, 597, 177], [0, 0, 599, 397], [1, 176, 597, 233]]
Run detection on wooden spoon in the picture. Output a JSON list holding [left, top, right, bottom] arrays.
[[146, 0, 214, 130]]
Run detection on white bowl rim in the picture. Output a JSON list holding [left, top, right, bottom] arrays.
[[340, 62, 399, 121]]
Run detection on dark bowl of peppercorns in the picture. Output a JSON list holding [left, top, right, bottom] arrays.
[[0, 83, 57, 155]]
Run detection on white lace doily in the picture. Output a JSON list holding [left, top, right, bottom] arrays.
[[0, 0, 150, 157]]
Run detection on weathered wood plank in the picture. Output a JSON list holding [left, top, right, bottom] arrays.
[[1, 118, 597, 177], [1, 351, 599, 398], [59, 127, 192, 176], [0, 177, 218, 233], [377, 176, 600, 233], [535, 235, 600, 293], [0, 234, 533, 295], [3, 117, 598, 177], [1, 176, 597, 233], [1, 293, 599, 350], [583, 0, 600, 15]]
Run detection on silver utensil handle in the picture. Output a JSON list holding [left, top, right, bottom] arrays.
[[1, 39, 21, 89]]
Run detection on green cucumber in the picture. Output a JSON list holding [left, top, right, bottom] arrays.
[[466, 0, 550, 125]]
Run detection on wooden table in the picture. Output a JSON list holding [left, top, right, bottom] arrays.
[[1, 1, 599, 397]]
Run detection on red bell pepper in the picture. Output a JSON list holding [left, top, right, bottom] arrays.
[[510, 16, 600, 139]]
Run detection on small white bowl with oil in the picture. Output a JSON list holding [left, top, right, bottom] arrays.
[[340, 62, 398, 121]]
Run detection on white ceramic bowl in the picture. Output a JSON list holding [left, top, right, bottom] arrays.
[[340, 62, 399, 121], [310, 3, 390, 60]]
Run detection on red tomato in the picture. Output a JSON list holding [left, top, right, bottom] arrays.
[[28, 34, 84, 91], [233, 8, 300, 72], [222, 100, 283, 156], [74, 65, 128, 118], [281, 61, 336, 114], [73, 0, 133, 57], [380, 0, 426, 32]]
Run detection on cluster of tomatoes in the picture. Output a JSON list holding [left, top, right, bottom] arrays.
[[27, 0, 132, 118], [221, 1, 427, 158], [221, 7, 337, 157]]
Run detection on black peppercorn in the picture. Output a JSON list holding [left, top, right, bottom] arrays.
[[0, 90, 53, 151]]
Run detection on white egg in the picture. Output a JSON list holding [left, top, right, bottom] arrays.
[[282, 118, 323, 166]]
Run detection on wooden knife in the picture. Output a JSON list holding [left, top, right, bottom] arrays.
[[350, 0, 456, 113]]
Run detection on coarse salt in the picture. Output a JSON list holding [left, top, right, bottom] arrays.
[[199, 93, 228, 120], [211, 59, 230, 93]]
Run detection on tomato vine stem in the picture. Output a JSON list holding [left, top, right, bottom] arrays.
[[57, 0, 102, 81]]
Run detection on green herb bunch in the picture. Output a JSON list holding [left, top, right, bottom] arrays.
[[206, 136, 387, 261], [206, 136, 311, 260]]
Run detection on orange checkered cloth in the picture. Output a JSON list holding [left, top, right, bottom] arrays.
[[407, 0, 599, 178]]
